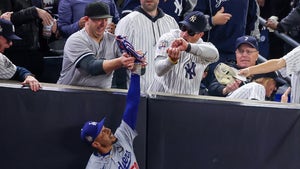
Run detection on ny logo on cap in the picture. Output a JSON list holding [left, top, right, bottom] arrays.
[[189, 15, 197, 22]]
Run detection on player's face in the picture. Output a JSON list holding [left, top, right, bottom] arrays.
[[180, 25, 203, 43], [86, 17, 108, 41], [265, 79, 277, 97], [235, 44, 258, 68], [95, 126, 117, 147], [0, 36, 12, 53], [140, 0, 159, 13]]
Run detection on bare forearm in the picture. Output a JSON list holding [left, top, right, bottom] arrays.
[[103, 58, 123, 74], [248, 59, 285, 75]]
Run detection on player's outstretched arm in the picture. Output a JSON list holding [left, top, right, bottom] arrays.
[[122, 73, 140, 130], [239, 58, 286, 77]]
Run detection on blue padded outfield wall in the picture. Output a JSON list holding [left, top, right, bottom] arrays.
[[0, 81, 300, 169]]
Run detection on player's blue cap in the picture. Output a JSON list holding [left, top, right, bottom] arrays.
[[179, 11, 207, 33], [80, 118, 105, 145], [0, 19, 21, 41], [235, 35, 258, 50]]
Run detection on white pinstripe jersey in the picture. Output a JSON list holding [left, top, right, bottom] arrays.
[[227, 82, 266, 101], [115, 10, 179, 93], [283, 46, 300, 104], [0, 53, 17, 79], [57, 29, 121, 88], [147, 29, 219, 95]]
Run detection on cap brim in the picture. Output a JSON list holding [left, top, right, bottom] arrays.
[[90, 15, 113, 19], [6, 34, 22, 40], [95, 118, 106, 138], [236, 42, 257, 50], [179, 21, 199, 33]]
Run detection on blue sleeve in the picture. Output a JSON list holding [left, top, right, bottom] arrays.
[[57, 0, 80, 38], [76, 54, 106, 75], [122, 74, 140, 130], [11, 66, 32, 81]]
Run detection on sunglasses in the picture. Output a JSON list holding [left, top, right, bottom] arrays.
[[180, 25, 197, 36]]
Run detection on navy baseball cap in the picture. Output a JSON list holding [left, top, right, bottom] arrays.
[[0, 19, 21, 40], [253, 72, 286, 87], [84, 2, 112, 19], [179, 11, 207, 33], [80, 118, 105, 145], [235, 35, 258, 50]]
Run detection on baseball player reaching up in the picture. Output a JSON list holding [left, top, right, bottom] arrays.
[[80, 59, 145, 168]]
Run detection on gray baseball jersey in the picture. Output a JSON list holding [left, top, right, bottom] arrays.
[[115, 8, 179, 93], [0, 53, 17, 79], [283, 46, 300, 103], [147, 29, 219, 95], [85, 121, 138, 169], [226, 82, 266, 101], [57, 29, 121, 88]]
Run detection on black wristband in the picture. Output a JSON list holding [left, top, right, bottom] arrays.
[[185, 43, 191, 52]]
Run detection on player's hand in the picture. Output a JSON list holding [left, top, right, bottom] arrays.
[[212, 7, 232, 25], [36, 7, 53, 26], [78, 16, 87, 29], [281, 87, 291, 103], [223, 79, 241, 95], [22, 75, 42, 92], [0, 12, 13, 21], [167, 47, 180, 63], [120, 53, 135, 70], [266, 18, 278, 30], [238, 68, 251, 77], [171, 38, 188, 51]]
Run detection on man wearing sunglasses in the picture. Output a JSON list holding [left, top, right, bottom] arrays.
[[147, 11, 219, 95]]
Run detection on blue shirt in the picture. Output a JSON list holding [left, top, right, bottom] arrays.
[[57, 0, 120, 38]]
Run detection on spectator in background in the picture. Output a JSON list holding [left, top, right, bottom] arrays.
[[120, 0, 197, 22], [226, 72, 285, 101], [57, 2, 135, 88], [208, 36, 260, 97], [57, 0, 120, 38], [147, 11, 219, 95], [194, 0, 260, 86], [0, 0, 56, 80], [115, 0, 179, 93], [239, 45, 300, 104], [265, 0, 300, 53], [258, 0, 293, 59], [199, 66, 209, 95], [0, 19, 41, 92]]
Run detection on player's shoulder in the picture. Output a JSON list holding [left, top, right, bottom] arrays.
[[65, 30, 89, 45], [160, 29, 180, 40]]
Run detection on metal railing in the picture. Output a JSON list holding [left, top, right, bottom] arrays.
[[258, 17, 300, 48], [257, 17, 300, 85]]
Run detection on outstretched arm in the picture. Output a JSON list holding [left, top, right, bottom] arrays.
[[122, 73, 140, 130], [239, 58, 286, 77]]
